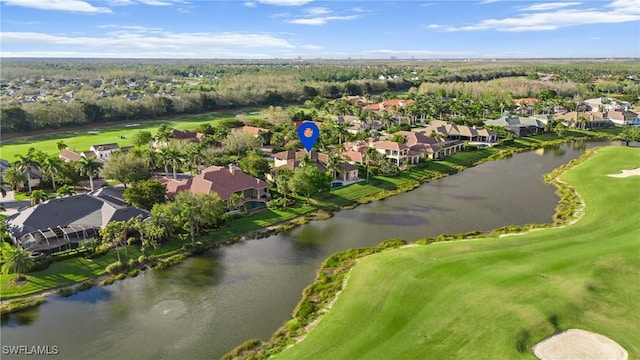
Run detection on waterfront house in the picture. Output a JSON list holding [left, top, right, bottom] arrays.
[[5, 187, 149, 254], [161, 164, 270, 205]]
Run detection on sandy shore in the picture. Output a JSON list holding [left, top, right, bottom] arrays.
[[533, 329, 628, 360]]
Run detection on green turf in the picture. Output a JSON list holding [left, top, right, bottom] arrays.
[[0, 110, 259, 160], [274, 146, 640, 360]]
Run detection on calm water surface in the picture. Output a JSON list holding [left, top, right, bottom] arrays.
[[1, 142, 598, 359]]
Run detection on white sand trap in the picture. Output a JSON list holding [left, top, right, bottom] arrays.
[[533, 329, 628, 360], [608, 168, 640, 178]]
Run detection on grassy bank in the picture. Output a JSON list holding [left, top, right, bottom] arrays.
[[266, 146, 639, 359]]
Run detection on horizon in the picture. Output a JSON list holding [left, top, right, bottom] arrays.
[[1, 0, 639, 59]]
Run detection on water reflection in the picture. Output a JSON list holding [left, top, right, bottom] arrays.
[[1, 307, 39, 327]]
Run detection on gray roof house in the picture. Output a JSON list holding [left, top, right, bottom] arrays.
[[5, 187, 149, 254], [484, 115, 550, 137]]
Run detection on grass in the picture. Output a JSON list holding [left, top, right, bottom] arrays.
[[273, 146, 640, 360], [0, 236, 185, 299], [0, 110, 258, 160]]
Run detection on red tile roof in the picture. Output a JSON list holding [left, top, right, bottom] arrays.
[[233, 125, 269, 135], [163, 165, 268, 201], [373, 140, 409, 151]]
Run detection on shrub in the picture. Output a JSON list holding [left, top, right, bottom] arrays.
[[57, 288, 74, 297], [127, 268, 139, 277], [30, 257, 51, 272], [77, 280, 94, 292], [105, 261, 124, 274], [293, 300, 317, 320]]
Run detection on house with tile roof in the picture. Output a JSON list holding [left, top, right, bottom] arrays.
[[605, 109, 640, 126], [422, 120, 497, 145], [372, 140, 419, 165], [554, 111, 613, 129], [395, 131, 464, 159], [271, 150, 359, 182], [5, 186, 149, 254], [161, 165, 270, 205]]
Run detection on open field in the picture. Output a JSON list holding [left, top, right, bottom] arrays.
[[0, 110, 262, 160], [274, 146, 640, 360]]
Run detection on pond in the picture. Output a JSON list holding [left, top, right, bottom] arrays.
[[1, 141, 601, 360]]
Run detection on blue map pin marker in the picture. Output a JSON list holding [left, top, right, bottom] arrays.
[[297, 122, 320, 152]]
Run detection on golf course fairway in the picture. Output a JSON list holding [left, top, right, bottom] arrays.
[[274, 146, 640, 359]]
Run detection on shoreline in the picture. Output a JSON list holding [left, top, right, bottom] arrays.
[[0, 135, 608, 314], [224, 147, 601, 359]]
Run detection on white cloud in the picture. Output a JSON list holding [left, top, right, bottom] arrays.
[[445, 0, 640, 32], [244, 2, 256, 7], [0, 0, 112, 13], [427, 24, 440, 29], [519, 2, 582, 11], [290, 15, 358, 25], [0, 30, 296, 56], [257, 0, 313, 6], [479, 0, 499, 4], [138, 0, 174, 5], [304, 7, 331, 16], [107, 0, 186, 6], [300, 44, 322, 50]]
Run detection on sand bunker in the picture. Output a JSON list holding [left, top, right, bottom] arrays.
[[533, 329, 627, 360], [608, 168, 640, 178]]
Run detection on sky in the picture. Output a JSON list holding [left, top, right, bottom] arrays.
[[0, 0, 639, 59]]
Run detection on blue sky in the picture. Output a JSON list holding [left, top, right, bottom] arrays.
[[1, 0, 638, 59]]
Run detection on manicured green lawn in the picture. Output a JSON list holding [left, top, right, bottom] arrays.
[[0, 110, 257, 160], [275, 146, 640, 360], [0, 237, 185, 298]]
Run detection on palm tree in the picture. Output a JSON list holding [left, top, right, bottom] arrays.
[[75, 157, 103, 191], [0, 173, 6, 198], [2, 163, 27, 191], [164, 148, 182, 180], [29, 190, 48, 206], [142, 148, 159, 173], [99, 221, 129, 263], [1, 246, 35, 281], [365, 147, 384, 182], [185, 144, 204, 175], [56, 141, 68, 151], [40, 156, 62, 191], [56, 184, 76, 197], [380, 110, 394, 132], [15, 152, 38, 193], [327, 153, 341, 182]]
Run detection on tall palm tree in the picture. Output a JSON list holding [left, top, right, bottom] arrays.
[[185, 144, 204, 175], [2, 163, 27, 191], [40, 156, 62, 191], [29, 190, 48, 206], [15, 152, 38, 193], [142, 148, 159, 173], [56, 141, 68, 151], [163, 148, 182, 180], [75, 157, 103, 191], [365, 147, 384, 182], [327, 153, 341, 182], [1, 246, 35, 281]]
